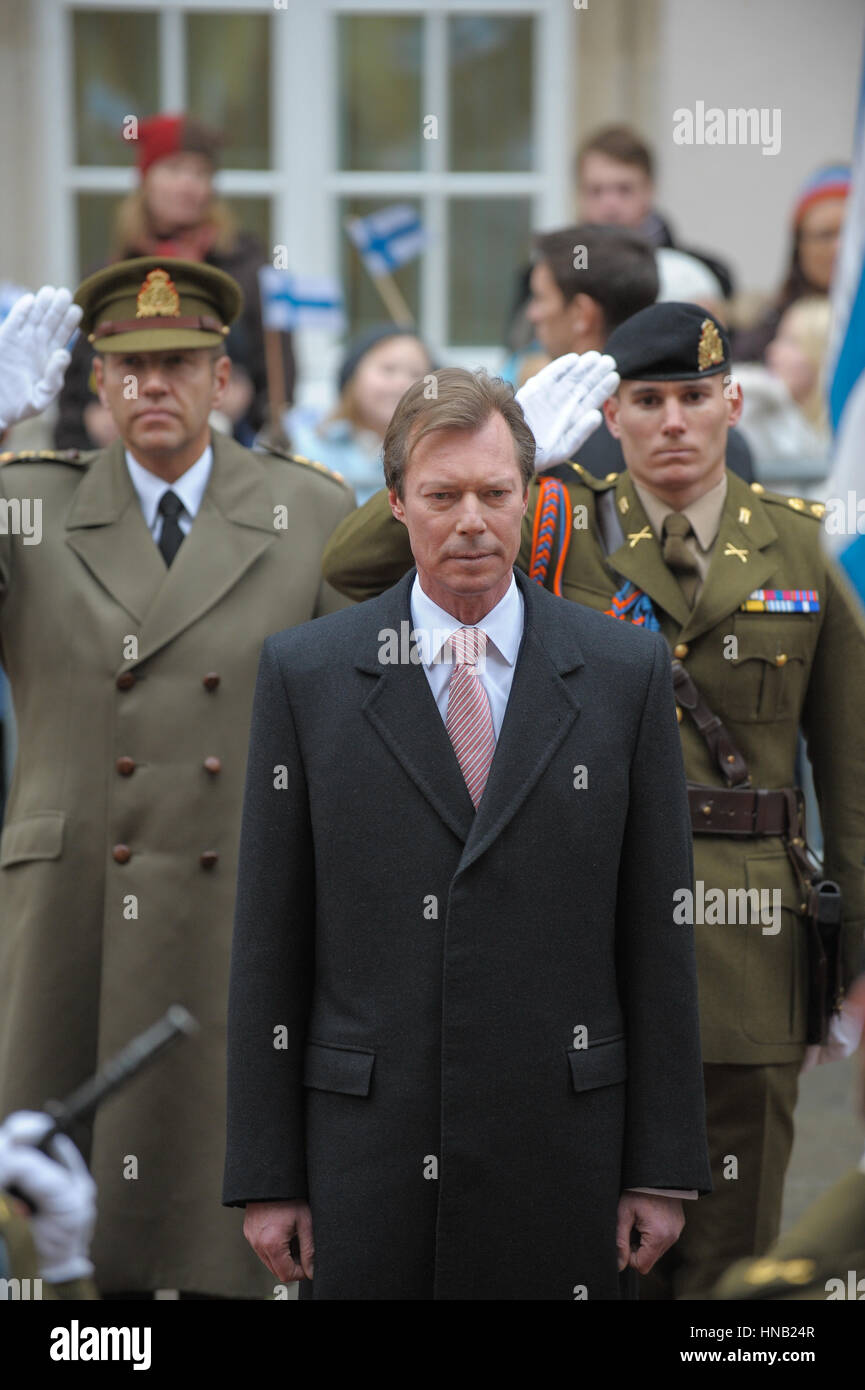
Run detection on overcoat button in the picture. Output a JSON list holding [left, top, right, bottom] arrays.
[[204, 757, 221, 774], [116, 672, 136, 690], [200, 851, 219, 868], [202, 673, 220, 691], [113, 844, 131, 863], [116, 757, 136, 776]]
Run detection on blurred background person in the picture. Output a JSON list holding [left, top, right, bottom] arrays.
[[54, 112, 294, 452], [284, 324, 432, 504], [576, 123, 736, 300], [655, 247, 727, 323], [734, 296, 833, 492], [733, 164, 850, 363]]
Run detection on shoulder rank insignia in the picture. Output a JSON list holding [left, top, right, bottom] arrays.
[[698, 318, 724, 371], [0, 448, 84, 466], [740, 589, 819, 613]]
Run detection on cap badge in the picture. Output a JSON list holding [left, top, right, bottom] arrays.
[[697, 318, 724, 371], [136, 268, 181, 319]]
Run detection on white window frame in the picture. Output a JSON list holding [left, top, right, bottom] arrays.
[[39, 0, 576, 383]]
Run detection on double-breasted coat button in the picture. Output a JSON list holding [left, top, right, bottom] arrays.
[[204, 756, 221, 774], [116, 672, 136, 690], [113, 844, 131, 864], [202, 673, 220, 691], [116, 757, 136, 776], [673, 643, 689, 659], [200, 850, 219, 869]]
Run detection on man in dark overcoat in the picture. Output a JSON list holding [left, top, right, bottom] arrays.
[[223, 367, 711, 1300]]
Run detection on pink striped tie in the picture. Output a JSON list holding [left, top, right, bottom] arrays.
[[445, 627, 496, 809]]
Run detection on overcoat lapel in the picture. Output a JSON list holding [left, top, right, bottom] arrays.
[[357, 570, 583, 864], [66, 432, 278, 666], [135, 433, 277, 664], [64, 439, 166, 623], [358, 573, 476, 845], [459, 571, 582, 873]]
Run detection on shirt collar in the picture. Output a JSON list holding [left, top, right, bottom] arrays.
[[633, 471, 728, 552], [410, 572, 523, 668], [124, 444, 214, 530]]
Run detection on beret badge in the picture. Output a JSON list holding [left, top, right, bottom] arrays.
[[697, 318, 724, 371]]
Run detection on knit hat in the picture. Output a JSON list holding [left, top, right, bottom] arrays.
[[793, 165, 850, 225], [338, 324, 423, 393], [135, 114, 225, 178]]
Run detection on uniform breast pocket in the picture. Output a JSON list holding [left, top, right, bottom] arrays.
[[721, 616, 815, 723]]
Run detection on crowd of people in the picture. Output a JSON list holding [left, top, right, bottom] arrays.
[[0, 111, 863, 1310]]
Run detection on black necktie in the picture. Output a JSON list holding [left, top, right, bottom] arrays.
[[157, 490, 185, 567]]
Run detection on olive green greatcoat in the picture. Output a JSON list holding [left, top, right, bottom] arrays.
[[321, 466, 865, 1064], [0, 432, 354, 1297]]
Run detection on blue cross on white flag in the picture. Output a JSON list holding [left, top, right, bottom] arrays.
[[258, 267, 345, 333], [825, 26, 865, 604], [345, 204, 427, 278]]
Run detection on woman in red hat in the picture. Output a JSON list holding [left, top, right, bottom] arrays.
[[55, 113, 294, 451]]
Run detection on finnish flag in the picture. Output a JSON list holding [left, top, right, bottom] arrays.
[[345, 204, 427, 277], [258, 267, 345, 333]]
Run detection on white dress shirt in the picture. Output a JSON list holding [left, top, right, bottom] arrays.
[[410, 571, 695, 1203], [410, 572, 523, 740], [125, 444, 213, 543]]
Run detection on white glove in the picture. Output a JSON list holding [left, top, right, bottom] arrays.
[[515, 351, 620, 471], [0, 287, 82, 433], [0, 1110, 96, 1282], [801, 996, 865, 1073]]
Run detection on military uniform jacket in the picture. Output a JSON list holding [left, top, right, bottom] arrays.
[[0, 432, 354, 1296], [321, 466, 865, 1065]]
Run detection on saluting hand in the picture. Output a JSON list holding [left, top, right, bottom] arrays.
[[515, 350, 620, 470], [243, 1198, 315, 1285], [0, 286, 83, 432]]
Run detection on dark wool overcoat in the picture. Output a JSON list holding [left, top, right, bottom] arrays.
[[223, 567, 711, 1300]]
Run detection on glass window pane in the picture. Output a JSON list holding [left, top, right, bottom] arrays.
[[448, 17, 533, 172], [339, 198, 421, 337], [220, 197, 271, 258], [77, 193, 125, 278], [73, 10, 158, 166], [338, 17, 423, 171], [186, 13, 270, 168], [448, 199, 531, 346]]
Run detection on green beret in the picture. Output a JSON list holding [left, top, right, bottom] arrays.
[[75, 256, 242, 353], [605, 301, 731, 382]]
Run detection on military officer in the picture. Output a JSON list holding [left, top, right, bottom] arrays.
[[0, 258, 355, 1298], [321, 302, 865, 1298]]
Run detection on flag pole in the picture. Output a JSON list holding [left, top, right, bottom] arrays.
[[263, 328, 290, 448]]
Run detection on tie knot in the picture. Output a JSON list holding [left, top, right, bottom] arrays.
[[449, 627, 487, 667], [662, 511, 692, 540], [158, 489, 184, 520]]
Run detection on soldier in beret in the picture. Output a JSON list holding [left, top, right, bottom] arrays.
[[321, 302, 865, 1297], [0, 257, 354, 1298]]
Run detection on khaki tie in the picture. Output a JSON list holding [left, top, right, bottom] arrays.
[[662, 512, 700, 608]]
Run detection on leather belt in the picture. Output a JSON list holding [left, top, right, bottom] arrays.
[[688, 786, 796, 836]]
